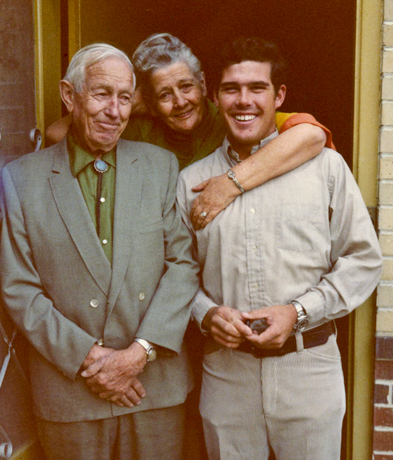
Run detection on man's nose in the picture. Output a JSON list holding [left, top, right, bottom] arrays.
[[236, 89, 252, 106], [104, 97, 120, 117]]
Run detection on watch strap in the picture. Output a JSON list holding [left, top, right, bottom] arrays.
[[292, 300, 309, 332]]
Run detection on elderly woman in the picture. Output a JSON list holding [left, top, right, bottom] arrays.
[[47, 33, 331, 230]]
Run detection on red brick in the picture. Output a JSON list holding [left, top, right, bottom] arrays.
[[375, 407, 393, 426], [374, 430, 393, 451], [377, 337, 393, 359], [375, 384, 390, 404], [374, 455, 393, 460], [375, 361, 393, 380]]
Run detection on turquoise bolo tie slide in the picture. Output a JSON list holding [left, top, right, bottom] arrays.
[[93, 159, 109, 238], [94, 159, 109, 173]]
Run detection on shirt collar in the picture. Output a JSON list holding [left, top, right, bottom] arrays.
[[223, 130, 279, 166], [68, 134, 116, 177]]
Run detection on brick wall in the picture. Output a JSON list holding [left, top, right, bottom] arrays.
[[375, 0, 393, 458], [0, 0, 36, 167]]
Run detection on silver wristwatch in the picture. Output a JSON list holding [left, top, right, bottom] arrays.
[[134, 338, 157, 362], [227, 169, 245, 193], [292, 300, 309, 332]]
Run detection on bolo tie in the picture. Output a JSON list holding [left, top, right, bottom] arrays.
[[93, 158, 109, 238]]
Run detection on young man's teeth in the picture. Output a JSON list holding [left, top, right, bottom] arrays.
[[235, 115, 256, 121]]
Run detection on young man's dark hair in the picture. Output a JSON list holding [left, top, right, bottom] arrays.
[[213, 36, 287, 94]]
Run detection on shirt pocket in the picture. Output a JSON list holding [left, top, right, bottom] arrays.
[[275, 203, 323, 252]]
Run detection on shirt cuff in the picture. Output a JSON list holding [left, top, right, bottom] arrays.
[[294, 290, 326, 326], [191, 291, 218, 333]]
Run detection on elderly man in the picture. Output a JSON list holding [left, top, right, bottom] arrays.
[[177, 37, 383, 460], [0, 43, 199, 460]]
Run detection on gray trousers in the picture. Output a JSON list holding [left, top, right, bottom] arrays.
[[200, 335, 345, 460], [36, 404, 185, 460]]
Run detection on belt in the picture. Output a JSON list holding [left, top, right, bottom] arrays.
[[237, 321, 335, 358]]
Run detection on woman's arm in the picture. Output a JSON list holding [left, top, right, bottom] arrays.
[[190, 119, 328, 230], [45, 86, 150, 146], [45, 113, 72, 146]]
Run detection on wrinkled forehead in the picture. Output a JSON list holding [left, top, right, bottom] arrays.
[[149, 61, 200, 91], [83, 57, 135, 90]]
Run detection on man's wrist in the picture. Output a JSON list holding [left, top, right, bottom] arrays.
[[201, 307, 218, 333], [134, 338, 157, 362], [291, 300, 309, 332]]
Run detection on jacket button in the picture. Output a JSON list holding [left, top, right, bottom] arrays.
[[90, 299, 99, 308], [97, 338, 104, 346], [138, 292, 145, 301]]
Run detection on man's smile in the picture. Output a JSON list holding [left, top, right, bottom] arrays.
[[234, 114, 257, 122]]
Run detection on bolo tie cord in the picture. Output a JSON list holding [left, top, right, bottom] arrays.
[[93, 159, 109, 238]]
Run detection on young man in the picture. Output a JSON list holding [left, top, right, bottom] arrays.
[[177, 37, 382, 460]]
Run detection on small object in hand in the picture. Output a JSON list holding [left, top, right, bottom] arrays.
[[200, 211, 208, 218], [247, 318, 269, 334]]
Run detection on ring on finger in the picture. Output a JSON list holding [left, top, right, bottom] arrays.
[[200, 211, 208, 218]]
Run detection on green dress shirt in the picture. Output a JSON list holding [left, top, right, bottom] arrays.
[[68, 136, 116, 263]]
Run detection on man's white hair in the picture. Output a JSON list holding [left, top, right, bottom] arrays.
[[63, 43, 136, 92]]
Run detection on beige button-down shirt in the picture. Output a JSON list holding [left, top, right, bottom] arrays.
[[177, 132, 382, 330]]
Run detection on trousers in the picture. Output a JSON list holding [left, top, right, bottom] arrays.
[[200, 335, 345, 460], [36, 404, 185, 460]]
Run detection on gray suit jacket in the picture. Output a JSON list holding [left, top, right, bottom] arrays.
[[0, 138, 199, 422]]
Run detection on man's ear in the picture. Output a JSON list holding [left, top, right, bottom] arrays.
[[213, 89, 219, 108], [275, 85, 287, 110], [199, 72, 207, 97], [59, 80, 75, 113]]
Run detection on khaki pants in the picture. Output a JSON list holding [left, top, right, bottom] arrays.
[[200, 335, 345, 460], [37, 404, 185, 460]]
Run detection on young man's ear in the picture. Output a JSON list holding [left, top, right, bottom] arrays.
[[59, 80, 75, 113], [275, 85, 287, 110], [199, 72, 207, 97]]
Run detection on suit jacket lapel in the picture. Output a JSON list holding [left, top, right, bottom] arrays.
[[107, 140, 141, 310], [49, 139, 112, 295]]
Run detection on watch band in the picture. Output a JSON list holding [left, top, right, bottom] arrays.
[[134, 338, 157, 362], [227, 169, 245, 193], [292, 300, 309, 332]]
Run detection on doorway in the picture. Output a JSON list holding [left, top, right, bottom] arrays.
[[44, 1, 370, 458]]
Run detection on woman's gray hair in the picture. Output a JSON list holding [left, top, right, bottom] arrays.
[[64, 43, 136, 93], [132, 33, 203, 92]]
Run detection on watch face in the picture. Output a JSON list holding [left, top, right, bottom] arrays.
[[297, 319, 309, 332], [148, 348, 157, 362]]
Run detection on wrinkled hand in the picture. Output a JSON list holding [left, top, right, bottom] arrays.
[[241, 304, 297, 349], [81, 343, 147, 408], [81, 343, 115, 371], [202, 306, 253, 348], [190, 174, 241, 230]]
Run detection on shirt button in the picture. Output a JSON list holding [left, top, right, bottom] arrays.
[[90, 299, 99, 308], [139, 292, 145, 301], [97, 338, 104, 346], [100, 197, 106, 203], [102, 239, 108, 245], [250, 208, 256, 214], [252, 245, 257, 250]]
